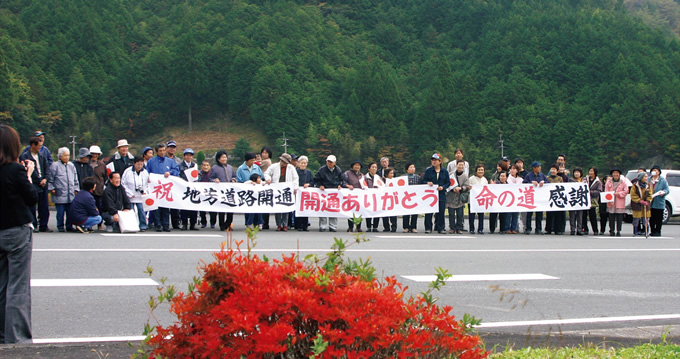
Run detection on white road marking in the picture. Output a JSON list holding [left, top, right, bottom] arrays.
[[99, 233, 223, 237], [477, 314, 680, 328], [31, 278, 158, 287], [402, 274, 559, 282], [33, 248, 680, 253], [32, 336, 146, 344], [375, 235, 476, 239], [587, 236, 673, 239]]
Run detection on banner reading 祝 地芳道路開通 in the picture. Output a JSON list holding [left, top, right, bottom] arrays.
[[469, 182, 591, 213], [142, 173, 296, 213], [295, 185, 440, 218]]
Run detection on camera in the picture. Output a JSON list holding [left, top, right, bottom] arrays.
[[136, 186, 145, 195]]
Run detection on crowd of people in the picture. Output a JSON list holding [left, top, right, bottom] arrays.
[[10, 129, 673, 238], [0, 124, 674, 344]]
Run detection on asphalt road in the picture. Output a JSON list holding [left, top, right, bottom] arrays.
[[1, 213, 678, 357]]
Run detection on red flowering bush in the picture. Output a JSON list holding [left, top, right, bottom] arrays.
[[142, 243, 487, 358]]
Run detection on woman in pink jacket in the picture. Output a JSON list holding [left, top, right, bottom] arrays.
[[604, 167, 629, 237]]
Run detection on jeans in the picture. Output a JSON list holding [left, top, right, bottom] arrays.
[[608, 213, 623, 234], [569, 210, 584, 233], [55, 203, 72, 230], [469, 208, 484, 233], [503, 213, 519, 232], [81, 216, 102, 229], [0, 225, 33, 343], [245, 213, 263, 226], [424, 193, 446, 232], [133, 203, 147, 230], [448, 207, 464, 231], [154, 207, 170, 230]]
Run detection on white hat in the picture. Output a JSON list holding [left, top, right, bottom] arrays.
[[88, 145, 102, 154], [326, 155, 337, 163], [117, 139, 130, 148]]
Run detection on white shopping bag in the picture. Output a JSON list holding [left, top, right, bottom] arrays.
[[600, 191, 615, 203], [117, 210, 140, 233]]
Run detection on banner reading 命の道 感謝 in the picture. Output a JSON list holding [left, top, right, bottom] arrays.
[[469, 182, 591, 213]]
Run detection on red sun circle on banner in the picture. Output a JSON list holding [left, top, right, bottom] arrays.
[[397, 178, 406, 186], [191, 170, 199, 178], [145, 198, 155, 206], [388, 183, 394, 187], [605, 193, 614, 201]]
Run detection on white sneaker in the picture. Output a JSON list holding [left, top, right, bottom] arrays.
[[106, 225, 114, 233]]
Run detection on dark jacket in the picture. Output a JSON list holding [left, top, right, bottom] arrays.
[[314, 165, 344, 188], [343, 170, 363, 188], [19, 149, 49, 191], [179, 161, 196, 181], [209, 164, 235, 183], [107, 151, 135, 175], [68, 190, 99, 225], [73, 160, 94, 189], [523, 171, 549, 184], [198, 169, 212, 183], [22, 145, 53, 167], [0, 162, 39, 230], [422, 166, 450, 197], [91, 159, 107, 196], [102, 183, 132, 215], [297, 168, 314, 187]]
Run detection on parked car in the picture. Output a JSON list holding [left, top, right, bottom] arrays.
[[623, 169, 679, 224]]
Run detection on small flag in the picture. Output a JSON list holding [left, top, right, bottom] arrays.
[[600, 191, 615, 203], [184, 167, 199, 182], [106, 162, 115, 176], [446, 176, 458, 192], [142, 194, 159, 211], [386, 176, 409, 187]]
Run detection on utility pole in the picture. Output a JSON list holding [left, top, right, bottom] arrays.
[[280, 132, 290, 154], [69, 135, 77, 156], [498, 133, 506, 158]]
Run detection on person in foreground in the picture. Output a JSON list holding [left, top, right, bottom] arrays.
[[0, 124, 39, 343]]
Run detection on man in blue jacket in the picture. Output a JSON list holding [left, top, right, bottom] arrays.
[[68, 177, 102, 233], [422, 153, 449, 234], [146, 143, 180, 232], [522, 161, 548, 234]]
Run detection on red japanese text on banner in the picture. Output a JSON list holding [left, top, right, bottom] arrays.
[[296, 185, 439, 218], [143, 173, 296, 213], [469, 182, 591, 213]]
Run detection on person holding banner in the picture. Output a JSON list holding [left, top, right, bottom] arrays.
[[522, 161, 548, 234], [545, 164, 566, 235], [295, 156, 314, 231], [649, 165, 669, 237], [382, 168, 398, 232], [122, 156, 149, 232], [210, 150, 237, 231], [264, 153, 299, 232], [468, 164, 488, 234], [423, 153, 449, 234], [446, 161, 470, 234], [342, 159, 364, 232], [314, 155, 345, 232], [237, 152, 264, 229], [630, 172, 652, 237], [584, 167, 602, 235], [178, 149, 199, 231], [146, 143, 180, 232], [604, 167, 628, 237], [198, 160, 217, 229], [363, 162, 383, 232], [403, 163, 422, 233]]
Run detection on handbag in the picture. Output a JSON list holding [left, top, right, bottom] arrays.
[[117, 210, 140, 233], [457, 173, 469, 203]]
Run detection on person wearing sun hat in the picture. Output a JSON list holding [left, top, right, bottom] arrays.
[[107, 139, 135, 176], [264, 153, 299, 232], [422, 153, 449, 234], [314, 154, 345, 232], [604, 167, 629, 237], [73, 148, 94, 190], [649, 165, 669, 236]]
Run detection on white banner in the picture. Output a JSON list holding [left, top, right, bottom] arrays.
[[469, 182, 591, 213], [296, 185, 439, 218], [142, 174, 295, 213]]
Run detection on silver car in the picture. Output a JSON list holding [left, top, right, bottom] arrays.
[[624, 169, 679, 224]]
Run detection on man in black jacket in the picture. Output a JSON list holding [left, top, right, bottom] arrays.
[[102, 172, 132, 232], [107, 139, 134, 176], [313, 154, 345, 232], [19, 136, 50, 232], [73, 148, 94, 189]]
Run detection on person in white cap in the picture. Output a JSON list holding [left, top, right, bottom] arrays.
[[313, 154, 345, 232], [179, 148, 198, 230], [107, 139, 134, 175], [264, 153, 299, 231]]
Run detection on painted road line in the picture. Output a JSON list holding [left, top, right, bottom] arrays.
[[31, 278, 158, 287], [402, 274, 559, 282], [99, 233, 223, 237], [375, 236, 476, 239], [32, 336, 146, 344], [33, 248, 680, 253], [477, 314, 680, 328], [587, 236, 673, 239]]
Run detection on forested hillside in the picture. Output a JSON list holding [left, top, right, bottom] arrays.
[[0, 0, 679, 170]]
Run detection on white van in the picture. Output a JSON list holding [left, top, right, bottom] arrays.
[[624, 169, 679, 224]]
